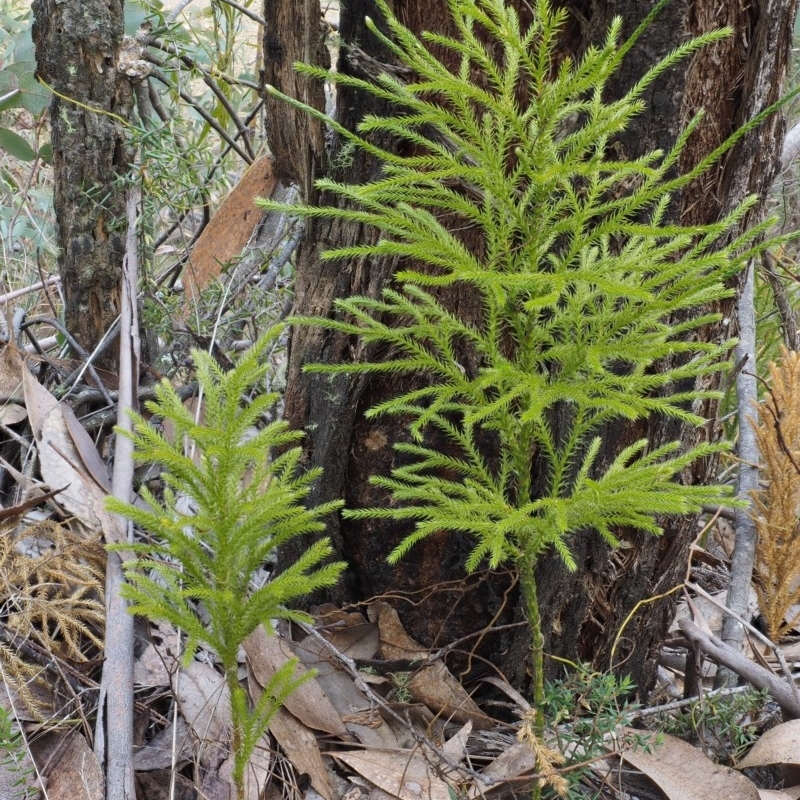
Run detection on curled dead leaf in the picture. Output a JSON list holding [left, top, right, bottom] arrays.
[[738, 720, 800, 771], [622, 732, 759, 800]]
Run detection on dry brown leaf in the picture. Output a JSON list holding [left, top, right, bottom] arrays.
[[316, 605, 381, 661], [60, 401, 112, 492], [244, 625, 344, 735], [622, 732, 759, 800], [371, 602, 492, 729], [480, 676, 530, 713], [408, 661, 493, 729], [243, 633, 332, 799], [134, 716, 193, 771], [267, 705, 333, 800], [329, 622, 380, 662], [441, 720, 472, 762], [176, 659, 232, 770], [244, 735, 272, 800], [738, 719, 800, 779], [0, 345, 27, 424], [41, 731, 104, 800], [23, 364, 99, 525], [220, 733, 272, 800], [334, 748, 451, 800], [133, 633, 173, 688], [372, 601, 426, 660], [0, 485, 66, 522], [135, 771, 196, 800], [183, 155, 278, 304], [468, 740, 536, 799], [433, 720, 473, 781], [292, 632, 401, 749], [201, 760, 236, 800], [21, 365, 122, 542]]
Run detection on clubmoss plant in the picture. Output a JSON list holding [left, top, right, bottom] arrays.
[[260, 0, 780, 791], [0, 704, 36, 800], [107, 325, 345, 799], [750, 347, 800, 641]]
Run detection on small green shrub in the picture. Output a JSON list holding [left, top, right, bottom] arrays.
[[541, 664, 648, 798], [0, 704, 36, 800], [0, 2, 55, 284], [649, 687, 769, 765], [107, 325, 345, 799]]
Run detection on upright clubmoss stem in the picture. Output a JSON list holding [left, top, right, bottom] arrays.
[[229, 674, 246, 800], [518, 548, 545, 800]]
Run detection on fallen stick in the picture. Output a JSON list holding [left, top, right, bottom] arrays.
[[678, 618, 800, 719]]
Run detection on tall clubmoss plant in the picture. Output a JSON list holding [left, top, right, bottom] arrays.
[[106, 326, 345, 799], [261, 0, 777, 777]]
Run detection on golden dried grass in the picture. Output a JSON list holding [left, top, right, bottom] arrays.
[[0, 518, 104, 717], [752, 346, 800, 640]]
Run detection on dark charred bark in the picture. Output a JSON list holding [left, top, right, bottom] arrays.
[[263, 0, 329, 201], [532, 0, 797, 692], [265, 0, 797, 695], [32, 0, 134, 371]]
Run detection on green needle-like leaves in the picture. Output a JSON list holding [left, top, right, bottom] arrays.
[[261, 0, 767, 573], [107, 325, 344, 797], [260, 0, 787, 779]]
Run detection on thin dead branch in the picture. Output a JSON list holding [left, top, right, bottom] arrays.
[[95, 182, 141, 800], [718, 261, 760, 688], [679, 618, 800, 719]]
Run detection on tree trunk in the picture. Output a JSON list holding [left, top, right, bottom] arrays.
[[32, 0, 134, 371], [265, 0, 797, 694]]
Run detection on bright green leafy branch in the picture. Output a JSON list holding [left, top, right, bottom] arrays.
[[107, 325, 344, 798], [259, 0, 783, 792]]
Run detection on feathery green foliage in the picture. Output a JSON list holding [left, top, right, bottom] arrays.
[[106, 325, 344, 798], [0, 704, 36, 800], [260, 0, 779, 790]]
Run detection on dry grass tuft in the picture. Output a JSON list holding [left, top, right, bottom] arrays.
[[0, 517, 105, 717], [752, 346, 800, 641]]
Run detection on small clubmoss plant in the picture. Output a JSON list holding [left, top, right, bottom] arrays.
[[260, 0, 782, 793], [0, 704, 36, 800], [106, 325, 345, 800], [750, 347, 800, 641]]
